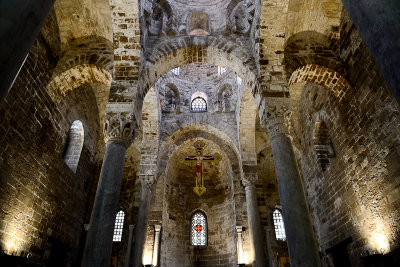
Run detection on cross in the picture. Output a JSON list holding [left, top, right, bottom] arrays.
[[184, 141, 216, 196]]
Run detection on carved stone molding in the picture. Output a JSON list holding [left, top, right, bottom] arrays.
[[241, 173, 258, 187], [236, 226, 243, 233], [103, 113, 135, 145], [261, 99, 292, 140], [140, 174, 156, 190]]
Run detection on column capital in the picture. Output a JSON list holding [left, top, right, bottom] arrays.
[[154, 225, 162, 232], [140, 174, 156, 190], [241, 173, 258, 187], [104, 113, 136, 146], [260, 98, 291, 140], [129, 224, 135, 231], [236, 226, 243, 233]]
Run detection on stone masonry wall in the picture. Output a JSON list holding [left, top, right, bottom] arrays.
[[295, 9, 400, 266], [0, 18, 100, 267], [160, 140, 237, 267]]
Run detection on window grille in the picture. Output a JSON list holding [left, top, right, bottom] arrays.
[[191, 97, 207, 112], [191, 211, 207, 246], [171, 67, 180, 75], [218, 66, 227, 75], [113, 210, 125, 242], [273, 209, 286, 241]]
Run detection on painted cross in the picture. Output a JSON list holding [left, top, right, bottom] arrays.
[[184, 141, 217, 196]]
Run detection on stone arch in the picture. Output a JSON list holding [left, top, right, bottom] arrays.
[[47, 64, 111, 146], [312, 110, 336, 172], [284, 31, 343, 79], [157, 123, 241, 180], [47, 64, 111, 103], [289, 64, 351, 102], [217, 84, 233, 112], [239, 87, 258, 164], [139, 45, 257, 119], [188, 12, 210, 35], [62, 120, 84, 173], [51, 36, 114, 78]]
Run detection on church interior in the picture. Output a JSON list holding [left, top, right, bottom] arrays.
[[0, 1, 399, 267]]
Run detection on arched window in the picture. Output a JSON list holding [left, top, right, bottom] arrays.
[[313, 120, 336, 172], [113, 210, 125, 242], [190, 211, 207, 246], [191, 91, 207, 112], [63, 120, 84, 173], [273, 209, 286, 241], [191, 97, 207, 112]]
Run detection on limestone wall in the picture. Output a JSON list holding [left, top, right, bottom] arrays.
[[0, 14, 100, 266], [293, 9, 400, 267]]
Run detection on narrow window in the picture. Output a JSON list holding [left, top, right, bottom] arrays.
[[273, 209, 286, 241], [63, 120, 84, 173], [313, 120, 336, 172], [191, 211, 207, 246], [113, 210, 125, 242]]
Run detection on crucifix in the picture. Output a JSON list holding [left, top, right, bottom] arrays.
[[184, 141, 219, 196]]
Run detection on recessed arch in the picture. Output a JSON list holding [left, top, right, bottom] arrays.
[[284, 31, 343, 79], [289, 64, 351, 102], [138, 45, 258, 120], [157, 123, 241, 180], [188, 12, 210, 35], [312, 110, 336, 172]]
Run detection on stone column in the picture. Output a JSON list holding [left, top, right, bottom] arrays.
[[0, 1, 56, 102], [82, 113, 135, 267], [152, 225, 161, 266], [262, 101, 320, 267], [124, 225, 135, 267], [264, 226, 277, 267], [242, 173, 265, 267], [132, 175, 156, 267], [236, 226, 245, 264], [340, 1, 400, 105]]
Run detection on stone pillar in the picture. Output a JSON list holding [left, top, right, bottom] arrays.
[[264, 226, 277, 267], [340, 1, 400, 105], [124, 225, 135, 267], [262, 101, 320, 267], [236, 226, 245, 264], [82, 113, 135, 267], [242, 173, 265, 267], [152, 225, 161, 266], [0, 1, 56, 102], [132, 175, 156, 267]]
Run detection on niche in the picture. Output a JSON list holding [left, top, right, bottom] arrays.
[[188, 12, 210, 35]]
